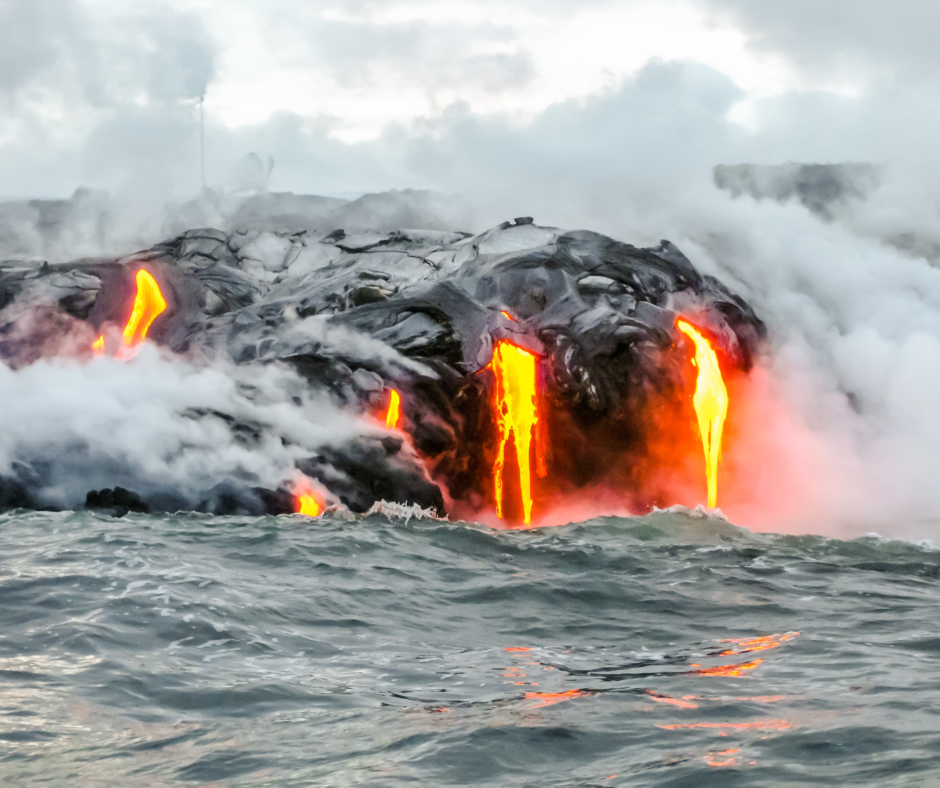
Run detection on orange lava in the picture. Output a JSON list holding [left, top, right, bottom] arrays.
[[118, 270, 167, 357], [294, 480, 323, 517], [385, 389, 402, 429], [487, 339, 546, 524], [677, 319, 728, 508], [94, 269, 168, 359]]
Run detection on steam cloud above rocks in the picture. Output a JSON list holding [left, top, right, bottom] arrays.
[[4, 0, 940, 538]]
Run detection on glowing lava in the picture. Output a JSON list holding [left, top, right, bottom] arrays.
[[93, 269, 168, 359], [295, 481, 322, 517], [119, 269, 167, 355], [486, 339, 545, 524], [385, 389, 402, 429], [677, 320, 728, 509]]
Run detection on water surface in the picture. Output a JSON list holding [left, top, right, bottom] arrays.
[[1, 508, 938, 786]]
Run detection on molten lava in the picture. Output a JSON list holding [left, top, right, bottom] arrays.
[[677, 320, 729, 509], [119, 270, 167, 355], [92, 269, 168, 359], [294, 481, 322, 517], [486, 339, 545, 524], [385, 389, 402, 429]]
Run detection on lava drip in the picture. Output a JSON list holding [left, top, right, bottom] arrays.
[[677, 320, 728, 508], [487, 339, 546, 524], [384, 389, 402, 429]]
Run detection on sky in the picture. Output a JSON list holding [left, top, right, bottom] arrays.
[[2, 0, 937, 201], [7, 0, 940, 535]]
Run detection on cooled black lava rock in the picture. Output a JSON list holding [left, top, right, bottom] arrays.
[[85, 487, 149, 518], [0, 215, 765, 518]]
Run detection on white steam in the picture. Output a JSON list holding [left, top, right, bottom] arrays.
[[0, 345, 368, 509]]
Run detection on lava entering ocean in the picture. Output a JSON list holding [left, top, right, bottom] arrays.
[[294, 480, 323, 517], [0, 218, 766, 522], [487, 339, 547, 524], [677, 319, 729, 509]]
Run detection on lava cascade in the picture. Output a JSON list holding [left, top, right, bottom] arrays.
[[677, 320, 729, 508], [92, 269, 167, 359], [487, 339, 546, 524], [385, 389, 402, 429]]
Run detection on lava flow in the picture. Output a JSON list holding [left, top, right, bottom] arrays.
[[677, 320, 728, 509], [384, 389, 402, 429], [294, 480, 322, 517], [93, 269, 167, 359], [487, 339, 546, 524]]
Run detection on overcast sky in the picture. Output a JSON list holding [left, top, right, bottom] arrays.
[[2, 0, 938, 203]]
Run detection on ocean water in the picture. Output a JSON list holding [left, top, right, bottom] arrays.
[[1, 508, 939, 787]]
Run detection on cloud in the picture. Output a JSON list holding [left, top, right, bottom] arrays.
[[704, 0, 940, 82]]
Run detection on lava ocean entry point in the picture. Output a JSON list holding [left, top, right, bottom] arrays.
[[0, 216, 765, 525]]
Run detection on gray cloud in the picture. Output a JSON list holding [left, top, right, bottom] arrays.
[[0, 0, 75, 96], [704, 0, 940, 82]]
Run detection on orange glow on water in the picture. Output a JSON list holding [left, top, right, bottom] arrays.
[[524, 689, 592, 707], [385, 389, 402, 429], [719, 632, 800, 656], [691, 658, 764, 677], [486, 339, 545, 524], [677, 319, 728, 508], [646, 690, 699, 709], [706, 748, 741, 768], [92, 335, 105, 356], [659, 719, 792, 732]]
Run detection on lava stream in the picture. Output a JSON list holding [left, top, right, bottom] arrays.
[[93, 269, 168, 359], [118, 270, 167, 357], [487, 339, 545, 524], [385, 389, 402, 429], [677, 319, 728, 508]]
